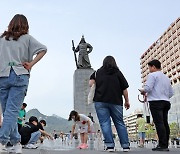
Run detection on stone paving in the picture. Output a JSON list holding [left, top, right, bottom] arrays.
[[20, 139, 180, 154], [22, 147, 180, 154]]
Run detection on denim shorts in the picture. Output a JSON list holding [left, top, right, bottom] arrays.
[[139, 132, 145, 139]]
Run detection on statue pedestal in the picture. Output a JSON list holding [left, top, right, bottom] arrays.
[[73, 69, 99, 131]]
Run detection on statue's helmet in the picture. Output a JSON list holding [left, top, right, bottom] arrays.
[[80, 35, 86, 43]]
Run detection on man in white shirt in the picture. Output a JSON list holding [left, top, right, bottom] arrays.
[[139, 59, 173, 151]]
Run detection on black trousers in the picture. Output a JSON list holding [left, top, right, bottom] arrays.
[[149, 100, 171, 148], [18, 123, 22, 133]]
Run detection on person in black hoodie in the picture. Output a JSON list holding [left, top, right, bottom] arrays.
[[89, 56, 130, 152], [20, 116, 40, 148], [20, 117, 53, 149]]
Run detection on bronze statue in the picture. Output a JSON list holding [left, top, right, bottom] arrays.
[[72, 35, 93, 69]]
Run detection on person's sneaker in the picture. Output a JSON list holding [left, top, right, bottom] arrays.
[[76, 143, 84, 149], [25, 143, 38, 149], [0, 143, 8, 153], [7, 146, 15, 153], [104, 147, 115, 152], [123, 147, 130, 152], [152, 146, 169, 151], [138, 144, 144, 148], [81, 143, 88, 149], [13, 143, 22, 154]]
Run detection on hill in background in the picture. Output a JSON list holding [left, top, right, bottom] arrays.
[[26, 109, 72, 134]]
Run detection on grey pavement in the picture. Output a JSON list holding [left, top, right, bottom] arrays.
[[22, 148, 180, 154]]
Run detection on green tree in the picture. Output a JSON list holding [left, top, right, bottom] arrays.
[[169, 122, 178, 139], [145, 123, 156, 140]]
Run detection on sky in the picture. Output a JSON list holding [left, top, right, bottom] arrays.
[[0, 0, 179, 119]]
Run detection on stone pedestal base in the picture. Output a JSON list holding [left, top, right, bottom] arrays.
[[73, 69, 99, 131]]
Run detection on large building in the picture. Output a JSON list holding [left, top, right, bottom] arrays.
[[123, 109, 143, 140], [140, 18, 180, 127]]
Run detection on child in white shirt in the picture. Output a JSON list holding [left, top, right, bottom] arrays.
[[68, 110, 93, 149]]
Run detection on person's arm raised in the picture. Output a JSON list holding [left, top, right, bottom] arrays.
[[23, 51, 46, 71]]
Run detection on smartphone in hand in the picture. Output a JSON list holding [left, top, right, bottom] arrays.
[[138, 89, 146, 95]]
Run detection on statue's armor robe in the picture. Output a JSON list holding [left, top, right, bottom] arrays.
[[75, 43, 93, 68]]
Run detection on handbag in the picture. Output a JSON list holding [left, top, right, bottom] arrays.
[[87, 72, 96, 105], [138, 94, 151, 123], [87, 84, 96, 105]]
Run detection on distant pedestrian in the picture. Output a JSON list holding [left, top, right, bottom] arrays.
[[0, 14, 47, 153], [96, 130, 102, 141], [89, 56, 130, 152], [68, 110, 93, 149], [139, 59, 173, 151], [18, 103, 27, 132], [88, 113, 95, 140], [66, 131, 72, 145], [53, 130, 58, 139], [88, 113, 95, 123], [59, 131, 64, 142], [136, 114, 146, 147]]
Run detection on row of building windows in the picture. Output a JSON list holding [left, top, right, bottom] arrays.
[[141, 49, 179, 72], [141, 40, 179, 66], [141, 18, 180, 61], [140, 18, 180, 86]]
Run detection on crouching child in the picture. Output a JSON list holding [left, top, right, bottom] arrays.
[[19, 116, 53, 149]]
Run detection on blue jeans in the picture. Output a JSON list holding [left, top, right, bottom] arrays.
[[95, 102, 129, 148], [0, 69, 29, 145], [28, 131, 41, 144]]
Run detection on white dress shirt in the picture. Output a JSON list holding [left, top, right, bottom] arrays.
[[144, 71, 174, 102]]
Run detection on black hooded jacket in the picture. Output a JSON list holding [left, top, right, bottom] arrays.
[[90, 67, 129, 105]]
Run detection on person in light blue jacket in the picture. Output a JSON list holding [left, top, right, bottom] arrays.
[[139, 59, 173, 152], [0, 14, 47, 153]]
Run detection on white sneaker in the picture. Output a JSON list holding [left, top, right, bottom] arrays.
[[13, 143, 22, 154], [123, 147, 130, 152], [0, 143, 8, 153], [25, 143, 38, 149], [7, 146, 15, 153], [104, 147, 115, 152]]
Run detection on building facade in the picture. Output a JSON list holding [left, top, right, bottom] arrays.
[[123, 109, 143, 140], [140, 18, 180, 127]]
